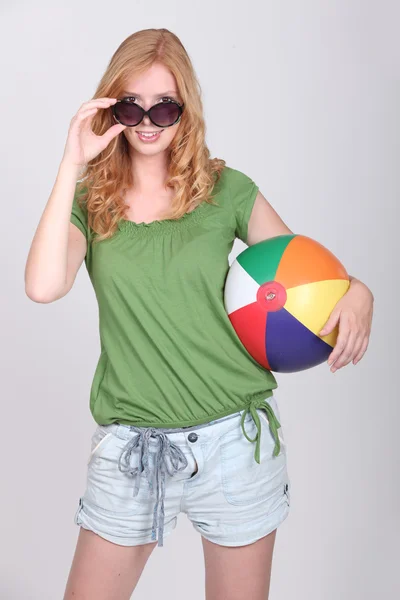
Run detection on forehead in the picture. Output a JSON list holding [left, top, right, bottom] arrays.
[[123, 62, 179, 97]]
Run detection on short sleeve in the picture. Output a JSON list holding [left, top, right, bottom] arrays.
[[227, 167, 259, 244], [70, 181, 89, 239]]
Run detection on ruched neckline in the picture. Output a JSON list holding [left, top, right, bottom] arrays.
[[117, 200, 210, 236]]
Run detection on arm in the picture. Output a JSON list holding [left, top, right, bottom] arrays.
[[25, 95, 124, 304], [24, 160, 87, 303], [246, 190, 293, 246], [246, 191, 374, 371]]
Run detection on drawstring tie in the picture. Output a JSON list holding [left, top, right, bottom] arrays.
[[240, 397, 282, 464], [117, 426, 188, 547]]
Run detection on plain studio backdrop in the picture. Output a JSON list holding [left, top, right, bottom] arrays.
[[1, 1, 398, 598]]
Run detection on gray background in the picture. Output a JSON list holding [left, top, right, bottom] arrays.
[[1, 0, 399, 598]]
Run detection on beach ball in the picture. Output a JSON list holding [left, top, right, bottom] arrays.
[[224, 234, 350, 373]]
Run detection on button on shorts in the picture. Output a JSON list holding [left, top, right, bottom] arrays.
[[74, 394, 291, 547]]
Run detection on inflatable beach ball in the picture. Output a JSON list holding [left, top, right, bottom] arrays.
[[224, 234, 350, 373]]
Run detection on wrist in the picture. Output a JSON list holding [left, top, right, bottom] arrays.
[[59, 158, 85, 179]]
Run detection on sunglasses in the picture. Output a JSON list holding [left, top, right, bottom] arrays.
[[112, 97, 185, 128]]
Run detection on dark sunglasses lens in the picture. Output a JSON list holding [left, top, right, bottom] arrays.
[[150, 102, 181, 126], [114, 102, 143, 126]]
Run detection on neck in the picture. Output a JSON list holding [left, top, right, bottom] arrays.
[[130, 149, 170, 194]]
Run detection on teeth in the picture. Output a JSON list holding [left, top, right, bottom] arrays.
[[138, 132, 159, 137]]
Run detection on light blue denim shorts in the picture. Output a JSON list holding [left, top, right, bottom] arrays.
[[74, 394, 291, 548]]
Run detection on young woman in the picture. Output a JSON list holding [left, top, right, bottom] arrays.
[[25, 28, 374, 600]]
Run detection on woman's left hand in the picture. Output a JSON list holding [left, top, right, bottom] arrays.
[[318, 278, 374, 373]]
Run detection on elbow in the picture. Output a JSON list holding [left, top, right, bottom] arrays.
[[24, 258, 70, 303], [25, 281, 68, 303], [25, 286, 57, 303]]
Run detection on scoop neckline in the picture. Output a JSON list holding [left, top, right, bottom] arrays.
[[117, 199, 210, 235]]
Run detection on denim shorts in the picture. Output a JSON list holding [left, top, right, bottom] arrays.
[[74, 394, 291, 548]]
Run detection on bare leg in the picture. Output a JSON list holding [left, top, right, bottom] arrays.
[[202, 528, 277, 600], [63, 527, 158, 600]]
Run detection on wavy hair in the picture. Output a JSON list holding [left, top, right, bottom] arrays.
[[75, 28, 226, 243]]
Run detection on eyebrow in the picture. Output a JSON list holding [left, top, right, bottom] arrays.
[[121, 90, 179, 98]]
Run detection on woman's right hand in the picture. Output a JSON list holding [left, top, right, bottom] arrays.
[[61, 97, 127, 168]]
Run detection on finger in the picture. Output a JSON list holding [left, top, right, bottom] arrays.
[[350, 337, 364, 364], [77, 98, 117, 114], [80, 98, 117, 109], [90, 97, 117, 101], [76, 107, 99, 119], [100, 122, 128, 144], [327, 314, 349, 366], [319, 309, 340, 336], [72, 107, 99, 127], [353, 336, 370, 365], [331, 329, 358, 371], [75, 100, 118, 126]]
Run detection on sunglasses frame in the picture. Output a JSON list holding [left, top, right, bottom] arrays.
[[111, 98, 185, 128]]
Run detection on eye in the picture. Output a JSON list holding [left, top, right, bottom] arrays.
[[120, 95, 179, 106], [159, 96, 177, 103]]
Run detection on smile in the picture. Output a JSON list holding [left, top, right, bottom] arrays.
[[136, 131, 163, 142]]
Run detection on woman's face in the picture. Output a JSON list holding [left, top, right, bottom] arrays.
[[121, 62, 182, 157]]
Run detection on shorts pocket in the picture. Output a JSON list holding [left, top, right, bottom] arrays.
[[83, 431, 153, 516], [87, 426, 114, 467], [220, 405, 288, 506], [74, 496, 84, 525], [283, 482, 291, 506]]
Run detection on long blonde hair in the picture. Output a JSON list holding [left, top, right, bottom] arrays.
[[76, 28, 226, 243]]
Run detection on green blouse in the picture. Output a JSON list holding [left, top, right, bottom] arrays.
[[70, 166, 280, 463]]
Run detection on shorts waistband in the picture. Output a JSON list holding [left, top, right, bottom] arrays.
[[112, 409, 242, 439]]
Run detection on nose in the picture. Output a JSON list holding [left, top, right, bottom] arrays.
[[141, 112, 152, 126]]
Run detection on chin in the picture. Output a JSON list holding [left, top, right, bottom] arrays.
[[136, 145, 168, 155]]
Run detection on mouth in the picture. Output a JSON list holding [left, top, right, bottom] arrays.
[[136, 130, 163, 142]]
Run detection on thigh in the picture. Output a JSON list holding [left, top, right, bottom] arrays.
[[202, 528, 277, 600], [63, 527, 157, 600]]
